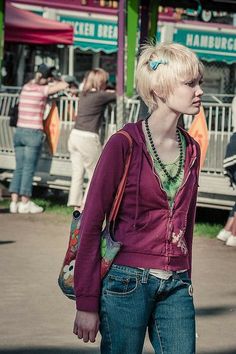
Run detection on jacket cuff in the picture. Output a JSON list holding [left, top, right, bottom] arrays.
[[76, 295, 99, 312]]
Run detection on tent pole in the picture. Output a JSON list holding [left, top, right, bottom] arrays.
[[126, 0, 140, 98], [68, 45, 74, 76], [116, 0, 126, 129]]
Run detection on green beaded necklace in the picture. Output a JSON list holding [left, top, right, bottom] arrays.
[[145, 118, 184, 182]]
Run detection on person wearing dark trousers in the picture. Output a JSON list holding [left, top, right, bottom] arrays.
[[217, 127, 236, 247]]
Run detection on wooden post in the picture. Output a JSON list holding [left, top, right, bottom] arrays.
[[0, 0, 5, 86]]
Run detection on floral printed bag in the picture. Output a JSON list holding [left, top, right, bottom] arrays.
[[58, 130, 133, 300]]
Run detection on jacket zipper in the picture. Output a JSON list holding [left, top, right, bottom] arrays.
[[170, 156, 197, 213], [150, 156, 174, 248], [175, 157, 197, 194], [151, 155, 197, 246], [150, 156, 169, 198], [150, 156, 197, 208]]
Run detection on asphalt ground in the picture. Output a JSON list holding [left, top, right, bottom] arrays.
[[0, 210, 235, 354]]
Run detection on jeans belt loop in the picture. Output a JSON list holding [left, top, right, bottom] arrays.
[[172, 271, 179, 280], [141, 269, 150, 284]]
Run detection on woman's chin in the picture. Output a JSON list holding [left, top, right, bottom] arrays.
[[188, 106, 201, 115]]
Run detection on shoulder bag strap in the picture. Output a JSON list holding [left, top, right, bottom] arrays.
[[108, 130, 133, 224]]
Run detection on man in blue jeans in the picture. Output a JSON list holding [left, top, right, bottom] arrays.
[[9, 64, 68, 213]]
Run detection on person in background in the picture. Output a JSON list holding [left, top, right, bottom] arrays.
[[73, 42, 203, 353], [78, 71, 89, 93], [62, 75, 79, 98], [216, 96, 236, 247], [67, 68, 116, 211], [9, 64, 69, 214], [231, 94, 236, 131], [216, 203, 236, 247], [60, 75, 79, 121]]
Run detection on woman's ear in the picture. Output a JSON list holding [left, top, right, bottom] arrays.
[[152, 89, 158, 98], [152, 89, 166, 103], [159, 96, 166, 103]]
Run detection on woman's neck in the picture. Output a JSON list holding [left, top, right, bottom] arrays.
[[147, 106, 180, 142]]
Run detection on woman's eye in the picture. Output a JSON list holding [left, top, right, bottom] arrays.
[[186, 81, 194, 87]]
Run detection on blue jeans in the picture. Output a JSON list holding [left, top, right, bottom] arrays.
[[100, 265, 195, 354], [9, 127, 44, 197]]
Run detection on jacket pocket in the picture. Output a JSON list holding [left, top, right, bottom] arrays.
[[123, 211, 151, 233]]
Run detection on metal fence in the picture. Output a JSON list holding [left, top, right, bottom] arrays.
[[184, 102, 233, 175], [0, 93, 141, 159], [0, 92, 235, 207], [0, 92, 233, 172]]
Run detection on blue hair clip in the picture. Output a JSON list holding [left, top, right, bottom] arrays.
[[149, 59, 168, 70]]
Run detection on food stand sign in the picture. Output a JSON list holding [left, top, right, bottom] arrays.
[[174, 27, 236, 63], [60, 15, 118, 53]]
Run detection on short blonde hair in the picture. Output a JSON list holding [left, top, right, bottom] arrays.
[[136, 42, 204, 113], [83, 68, 109, 95]]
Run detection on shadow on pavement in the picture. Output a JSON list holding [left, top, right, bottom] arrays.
[[0, 240, 16, 245], [196, 305, 235, 316], [0, 208, 10, 213], [1, 349, 236, 354], [199, 350, 236, 354], [0, 349, 98, 354]]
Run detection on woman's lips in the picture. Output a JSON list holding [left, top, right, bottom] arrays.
[[192, 100, 201, 106]]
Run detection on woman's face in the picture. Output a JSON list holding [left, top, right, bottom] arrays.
[[38, 75, 54, 85], [165, 74, 204, 115]]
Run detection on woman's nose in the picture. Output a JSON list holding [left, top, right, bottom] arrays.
[[196, 86, 204, 97]]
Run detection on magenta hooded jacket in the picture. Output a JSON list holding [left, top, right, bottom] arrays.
[[74, 120, 200, 312]]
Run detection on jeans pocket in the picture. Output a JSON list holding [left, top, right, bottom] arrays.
[[41, 132, 46, 143], [103, 274, 138, 296], [177, 272, 194, 296]]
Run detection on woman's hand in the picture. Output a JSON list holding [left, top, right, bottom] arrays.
[[73, 310, 100, 343]]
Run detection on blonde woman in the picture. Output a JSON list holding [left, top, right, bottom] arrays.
[[73, 43, 203, 354], [67, 68, 116, 211]]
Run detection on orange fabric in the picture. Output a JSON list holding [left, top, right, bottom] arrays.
[[188, 106, 209, 169], [44, 102, 60, 155]]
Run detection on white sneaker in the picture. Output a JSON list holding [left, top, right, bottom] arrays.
[[10, 201, 18, 213], [226, 235, 236, 247], [18, 201, 43, 214], [216, 229, 232, 242]]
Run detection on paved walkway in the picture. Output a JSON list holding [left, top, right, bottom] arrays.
[[0, 210, 235, 354]]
